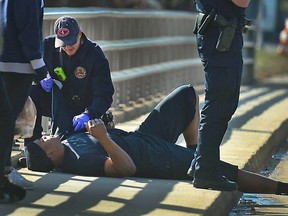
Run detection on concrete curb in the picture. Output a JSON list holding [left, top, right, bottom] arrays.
[[207, 120, 288, 215]]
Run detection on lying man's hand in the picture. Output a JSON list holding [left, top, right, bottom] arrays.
[[85, 119, 107, 141], [86, 118, 136, 177]]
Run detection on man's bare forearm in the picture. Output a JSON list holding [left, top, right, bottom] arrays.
[[86, 119, 136, 177], [100, 136, 136, 176]]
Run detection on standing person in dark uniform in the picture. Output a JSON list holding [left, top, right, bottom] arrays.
[[0, 0, 48, 202], [24, 16, 114, 147], [187, 0, 251, 191]]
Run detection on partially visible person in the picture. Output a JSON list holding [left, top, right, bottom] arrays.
[[10, 96, 37, 190], [277, 18, 288, 56], [14, 97, 37, 140], [188, 0, 252, 191], [24, 16, 114, 147], [26, 85, 288, 196], [0, 0, 48, 202]]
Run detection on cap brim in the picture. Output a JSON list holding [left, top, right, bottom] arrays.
[[26, 142, 54, 172], [54, 36, 78, 48]]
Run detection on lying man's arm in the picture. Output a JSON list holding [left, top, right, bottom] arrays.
[[231, 0, 250, 8], [86, 119, 136, 177]]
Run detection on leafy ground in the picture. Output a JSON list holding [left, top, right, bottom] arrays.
[[254, 45, 288, 81]]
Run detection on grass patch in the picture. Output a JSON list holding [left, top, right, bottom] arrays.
[[254, 47, 288, 81]]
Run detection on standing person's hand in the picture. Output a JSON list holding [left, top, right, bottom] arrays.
[[40, 74, 53, 92], [72, 113, 90, 132]]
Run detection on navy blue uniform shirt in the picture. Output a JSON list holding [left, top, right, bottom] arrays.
[[44, 34, 114, 118], [196, 0, 245, 18]]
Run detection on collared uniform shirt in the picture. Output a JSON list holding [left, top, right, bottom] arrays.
[[196, 0, 245, 19]]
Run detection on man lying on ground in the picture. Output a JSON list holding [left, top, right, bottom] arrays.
[[26, 84, 288, 195]]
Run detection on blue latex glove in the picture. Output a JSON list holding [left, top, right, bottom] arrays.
[[72, 113, 90, 132], [40, 74, 53, 92]]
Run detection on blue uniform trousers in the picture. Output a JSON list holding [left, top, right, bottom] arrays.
[[192, 25, 243, 179]]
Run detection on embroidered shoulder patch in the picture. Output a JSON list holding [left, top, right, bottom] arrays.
[[74, 67, 87, 79]]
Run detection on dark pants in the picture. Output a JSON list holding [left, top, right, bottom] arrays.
[[192, 26, 243, 179], [137, 84, 238, 181], [0, 73, 34, 174], [137, 84, 197, 143], [24, 84, 79, 146]]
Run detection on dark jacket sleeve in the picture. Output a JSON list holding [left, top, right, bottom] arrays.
[[14, 0, 47, 80], [14, 0, 44, 62], [84, 46, 114, 118], [43, 36, 58, 74]]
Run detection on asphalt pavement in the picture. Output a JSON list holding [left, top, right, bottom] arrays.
[[2, 75, 288, 216]]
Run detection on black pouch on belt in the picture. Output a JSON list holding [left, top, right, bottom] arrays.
[[214, 14, 238, 52]]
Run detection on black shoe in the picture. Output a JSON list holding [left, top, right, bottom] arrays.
[[192, 175, 238, 191], [18, 157, 27, 168], [0, 176, 26, 203]]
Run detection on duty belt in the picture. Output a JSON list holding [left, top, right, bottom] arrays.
[[195, 8, 252, 35], [194, 8, 252, 52]]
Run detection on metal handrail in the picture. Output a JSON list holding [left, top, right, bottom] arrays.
[[41, 8, 256, 125]]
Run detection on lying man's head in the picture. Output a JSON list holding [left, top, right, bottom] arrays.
[[26, 135, 64, 172]]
